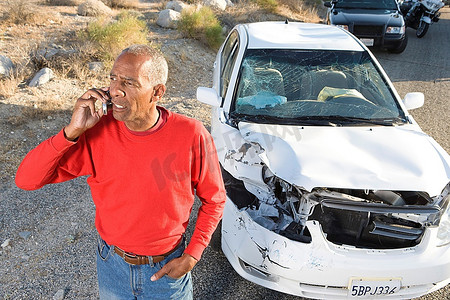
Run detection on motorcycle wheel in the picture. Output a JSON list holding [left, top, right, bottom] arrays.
[[416, 21, 429, 38]]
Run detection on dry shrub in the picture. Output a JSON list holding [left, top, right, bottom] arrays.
[[0, 75, 24, 98], [178, 7, 225, 50], [104, 0, 140, 9], [0, 55, 32, 98], [1, 0, 50, 25], [253, 0, 279, 13], [79, 12, 149, 62]]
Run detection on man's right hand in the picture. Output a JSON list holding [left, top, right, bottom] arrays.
[[64, 88, 110, 141]]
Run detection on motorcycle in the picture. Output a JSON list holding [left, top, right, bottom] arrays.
[[399, 0, 445, 38]]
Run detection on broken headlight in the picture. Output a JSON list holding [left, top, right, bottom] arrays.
[[436, 183, 450, 247]]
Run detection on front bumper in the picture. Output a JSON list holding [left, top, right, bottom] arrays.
[[222, 199, 450, 299]]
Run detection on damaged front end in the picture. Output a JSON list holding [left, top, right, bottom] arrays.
[[222, 138, 450, 250]]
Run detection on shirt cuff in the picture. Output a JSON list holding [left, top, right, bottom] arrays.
[[184, 242, 206, 261], [51, 128, 77, 152]]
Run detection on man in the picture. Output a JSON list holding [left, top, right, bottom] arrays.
[[15, 44, 226, 299]]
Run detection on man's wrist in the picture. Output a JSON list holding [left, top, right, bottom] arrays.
[[63, 126, 80, 142]]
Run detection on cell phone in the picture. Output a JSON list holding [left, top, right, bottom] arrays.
[[102, 91, 112, 115]]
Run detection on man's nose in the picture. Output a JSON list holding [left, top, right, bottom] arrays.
[[109, 83, 125, 98]]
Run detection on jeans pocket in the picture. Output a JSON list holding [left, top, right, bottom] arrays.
[[97, 237, 111, 261]]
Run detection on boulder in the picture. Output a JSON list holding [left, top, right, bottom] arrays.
[[36, 45, 77, 61], [29, 68, 54, 87], [156, 9, 181, 29], [78, 0, 112, 17], [166, 1, 189, 13], [0, 55, 14, 78], [203, 0, 227, 11], [88, 61, 104, 73]]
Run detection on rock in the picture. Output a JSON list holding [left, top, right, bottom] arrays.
[[1, 238, 11, 248], [88, 61, 104, 73], [203, 0, 227, 11], [53, 289, 65, 300], [29, 68, 54, 87], [156, 9, 181, 29], [0, 55, 14, 78], [36, 47, 77, 60], [77, 0, 112, 17], [19, 231, 32, 239], [21, 255, 30, 261], [166, 1, 189, 13]]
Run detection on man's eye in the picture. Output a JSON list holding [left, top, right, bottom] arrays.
[[109, 76, 117, 81]]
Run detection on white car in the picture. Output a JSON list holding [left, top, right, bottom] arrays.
[[197, 21, 450, 299]]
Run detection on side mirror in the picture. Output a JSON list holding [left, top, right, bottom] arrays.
[[324, 1, 332, 8], [402, 92, 424, 110], [196, 87, 221, 107]]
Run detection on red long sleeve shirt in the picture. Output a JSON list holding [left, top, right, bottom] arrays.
[[15, 107, 226, 260]]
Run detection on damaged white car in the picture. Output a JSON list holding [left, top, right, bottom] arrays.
[[197, 21, 450, 299]]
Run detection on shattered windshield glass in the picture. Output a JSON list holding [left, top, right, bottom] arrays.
[[232, 49, 406, 126], [334, 0, 398, 10]]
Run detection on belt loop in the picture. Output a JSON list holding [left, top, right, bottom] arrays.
[[148, 255, 154, 267]]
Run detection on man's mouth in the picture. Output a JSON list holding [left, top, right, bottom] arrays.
[[114, 103, 125, 109]]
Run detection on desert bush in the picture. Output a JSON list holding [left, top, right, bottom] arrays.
[[103, 0, 140, 9], [79, 12, 149, 62], [1, 0, 48, 25], [178, 7, 224, 49], [254, 0, 279, 13]]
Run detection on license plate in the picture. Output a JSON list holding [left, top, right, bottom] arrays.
[[348, 277, 401, 297], [360, 38, 374, 46]]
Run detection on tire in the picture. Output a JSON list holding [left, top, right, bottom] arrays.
[[388, 34, 408, 54], [416, 21, 429, 38], [209, 220, 222, 252]]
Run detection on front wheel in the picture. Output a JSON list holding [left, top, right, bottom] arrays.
[[416, 21, 429, 38]]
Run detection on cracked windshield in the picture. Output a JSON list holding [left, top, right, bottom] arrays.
[[232, 49, 406, 125]]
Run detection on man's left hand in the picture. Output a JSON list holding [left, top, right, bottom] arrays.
[[151, 253, 198, 281]]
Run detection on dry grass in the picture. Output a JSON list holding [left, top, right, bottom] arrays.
[[105, 0, 140, 9], [1, 0, 53, 25]]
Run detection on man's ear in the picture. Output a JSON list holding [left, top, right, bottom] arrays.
[[151, 84, 166, 102]]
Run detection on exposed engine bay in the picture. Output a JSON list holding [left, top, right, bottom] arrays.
[[223, 166, 448, 249]]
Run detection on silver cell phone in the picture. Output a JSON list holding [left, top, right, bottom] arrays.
[[102, 91, 112, 115]]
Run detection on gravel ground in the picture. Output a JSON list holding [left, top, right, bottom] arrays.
[[0, 2, 449, 300]]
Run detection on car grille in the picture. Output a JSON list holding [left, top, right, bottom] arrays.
[[353, 25, 383, 36]]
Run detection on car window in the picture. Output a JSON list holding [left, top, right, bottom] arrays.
[[334, 0, 398, 10], [220, 31, 239, 99], [231, 49, 406, 125]]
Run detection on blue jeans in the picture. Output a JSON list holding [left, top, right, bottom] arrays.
[[96, 236, 193, 300]]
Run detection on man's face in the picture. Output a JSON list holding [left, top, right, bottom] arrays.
[[109, 53, 161, 131]]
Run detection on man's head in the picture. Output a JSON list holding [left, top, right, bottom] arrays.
[[109, 44, 168, 131]]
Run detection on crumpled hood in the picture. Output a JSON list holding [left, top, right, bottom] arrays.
[[238, 122, 450, 196]]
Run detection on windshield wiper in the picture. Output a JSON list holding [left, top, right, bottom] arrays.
[[231, 113, 338, 126], [231, 113, 405, 126], [315, 115, 406, 126]]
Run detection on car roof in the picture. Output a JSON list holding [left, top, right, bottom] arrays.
[[242, 21, 364, 51]]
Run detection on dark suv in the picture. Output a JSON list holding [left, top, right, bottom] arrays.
[[324, 0, 408, 53]]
